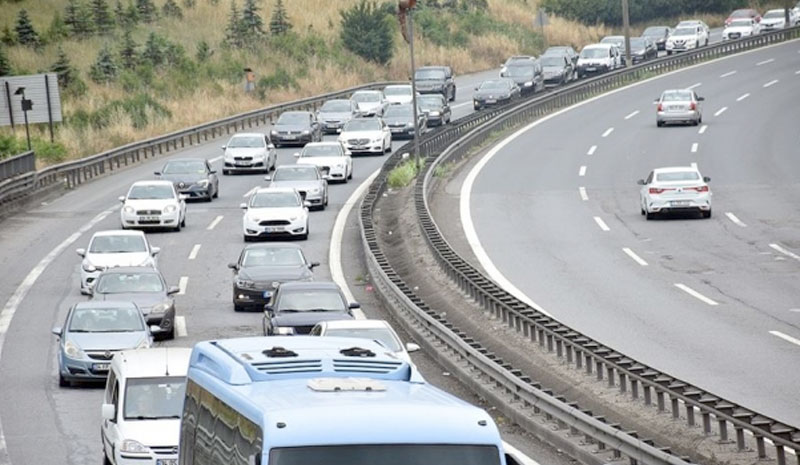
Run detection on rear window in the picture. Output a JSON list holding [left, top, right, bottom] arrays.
[[656, 171, 700, 182], [269, 444, 502, 465]]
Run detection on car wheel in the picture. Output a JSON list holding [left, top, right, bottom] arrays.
[[213, 186, 219, 199], [702, 210, 712, 219], [167, 325, 176, 340], [692, 119, 699, 126], [174, 221, 181, 232], [640, 207, 646, 216], [223, 169, 230, 175], [103, 451, 112, 465], [645, 211, 655, 220], [234, 304, 244, 312], [244, 235, 252, 242], [450, 88, 456, 102], [667, 51, 672, 55], [180, 215, 186, 228], [657, 120, 664, 127], [59, 373, 70, 388], [698, 115, 702, 124], [348, 168, 353, 180]]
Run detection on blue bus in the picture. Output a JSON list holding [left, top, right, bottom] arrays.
[[180, 336, 508, 465]]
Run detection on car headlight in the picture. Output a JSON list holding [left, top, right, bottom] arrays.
[[82, 263, 97, 272], [371, 137, 382, 143], [309, 188, 321, 194], [198, 179, 210, 187], [270, 130, 278, 135], [271, 281, 281, 289], [406, 122, 414, 127], [120, 439, 151, 454], [289, 216, 299, 221], [302, 130, 311, 135], [236, 278, 255, 289], [429, 111, 440, 116], [275, 327, 295, 335], [150, 302, 170, 314], [135, 338, 150, 350], [64, 340, 83, 359], [524, 81, 533, 87], [164, 205, 176, 214], [123, 206, 135, 214]]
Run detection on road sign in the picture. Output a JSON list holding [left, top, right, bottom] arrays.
[[535, 8, 549, 28], [0, 73, 63, 128]]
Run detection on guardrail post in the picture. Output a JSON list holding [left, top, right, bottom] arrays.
[[775, 445, 786, 465], [686, 404, 695, 426], [735, 426, 746, 451], [671, 396, 679, 419], [607, 366, 614, 387], [702, 411, 711, 435], [756, 435, 767, 459], [596, 360, 604, 381], [718, 419, 729, 442]]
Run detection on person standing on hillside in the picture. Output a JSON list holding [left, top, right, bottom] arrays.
[[244, 67, 255, 92]]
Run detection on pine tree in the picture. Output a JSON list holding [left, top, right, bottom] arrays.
[[125, 0, 141, 26], [241, 0, 265, 40], [182, 0, 195, 8], [119, 29, 138, 69], [142, 32, 164, 65], [136, 0, 158, 22], [91, 0, 115, 34], [269, 0, 292, 35], [162, 0, 183, 18], [51, 47, 77, 88], [223, 0, 244, 48], [65, 0, 94, 37], [90, 47, 118, 83], [114, 0, 126, 22], [46, 12, 69, 42], [1, 27, 15, 46], [0, 47, 12, 77], [195, 40, 211, 61], [164, 42, 186, 66], [15, 9, 40, 47]]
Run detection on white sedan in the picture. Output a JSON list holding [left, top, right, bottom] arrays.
[[338, 118, 392, 155], [383, 84, 415, 105], [120, 180, 186, 231], [221, 132, 277, 175], [722, 18, 761, 40], [638, 167, 712, 220], [241, 188, 309, 241], [76, 230, 159, 294], [294, 142, 353, 183], [309, 319, 420, 363], [760, 9, 799, 30]]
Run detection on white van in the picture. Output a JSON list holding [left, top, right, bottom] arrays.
[[101, 348, 191, 465], [576, 43, 621, 78]]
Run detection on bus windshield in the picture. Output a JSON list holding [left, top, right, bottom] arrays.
[[269, 444, 502, 465]]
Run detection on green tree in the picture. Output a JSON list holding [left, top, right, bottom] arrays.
[[65, 0, 94, 37], [136, 0, 158, 22], [90, 47, 118, 82], [195, 40, 211, 61], [241, 0, 265, 40], [182, 0, 195, 8], [92, 0, 115, 34], [114, 0, 126, 22], [15, 9, 40, 47], [0, 47, 11, 77], [119, 29, 138, 69], [124, 0, 141, 26], [340, 1, 393, 64], [1, 27, 15, 46], [50, 46, 87, 96], [269, 0, 292, 35], [45, 12, 70, 42], [164, 42, 187, 66], [142, 32, 164, 65], [223, 0, 245, 48], [162, 0, 184, 18]]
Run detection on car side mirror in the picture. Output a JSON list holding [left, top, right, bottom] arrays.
[[637, 179, 646, 185], [264, 306, 275, 317], [348, 302, 361, 309], [293, 152, 301, 158], [149, 325, 163, 334], [264, 174, 271, 181], [154, 171, 161, 176], [209, 170, 217, 174], [240, 203, 248, 209], [167, 286, 180, 295], [309, 261, 320, 269], [101, 403, 115, 421], [703, 176, 711, 182], [221, 145, 227, 150], [697, 96, 705, 101], [405, 342, 420, 353], [267, 143, 275, 150], [51, 327, 62, 337], [227, 263, 239, 270], [474, 86, 479, 91], [178, 194, 188, 201], [118, 196, 125, 203], [304, 201, 312, 208], [76, 248, 86, 257], [151, 247, 160, 256]]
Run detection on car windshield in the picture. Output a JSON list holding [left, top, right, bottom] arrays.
[[277, 290, 346, 312], [277, 113, 308, 125], [123, 377, 186, 420], [505, 66, 533, 77], [384, 105, 412, 117], [162, 160, 206, 174], [272, 167, 317, 181], [540, 56, 565, 67], [251, 191, 301, 208], [320, 101, 351, 112], [415, 69, 445, 80], [127, 185, 173, 200], [672, 27, 696, 36], [95, 272, 164, 293], [479, 80, 507, 90], [643, 27, 667, 36], [763, 11, 784, 18], [729, 19, 753, 27], [580, 48, 608, 58], [269, 444, 502, 465], [418, 96, 444, 109], [301, 145, 342, 157], [68, 306, 144, 332], [656, 171, 700, 182], [351, 92, 380, 103], [324, 328, 401, 351], [630, 38, 646, 50], [227, 136, 264, 148], [384, 86, 411, 96], [661, 91, 693, 101], [730, 10, 752, 18], [89, 235, 146, 254], [505, 57, 533, 65], [243, 247, 304, 267], [344, 119, 381, 132], [601, 37, 624, 45]]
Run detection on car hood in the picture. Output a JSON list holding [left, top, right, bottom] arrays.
[[68, 331, 147, 351], [224, 147, 267, 158], [119, 419, 180, 449], [271, 311, 353, 327], [577, 57, 610, 65], [239, 265, 311, 282], [318, 112, 352, 121], [355, 101, 382, 110], [268, 180, 324, 191], [297, 157, 347, 167], [542, 65, 565, 73], [669, 35, 697, 41], [724, 26, 755, 33], [273, 123, 309, 132], [124, 199, 176, 210], [415, 79, 445, 88], [246, 206, 307, 220], [92, 293, 167, 314], [761, 18, 785, 25], [474, 89, 510, 98], [85, 252, 152, 268], [340, 130, 381, 140], [383, 115, 413, 125], [385, 96, 413, 104], [158, 173, 206, 184]]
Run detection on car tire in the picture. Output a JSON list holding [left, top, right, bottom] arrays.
[[234, 304, 244, 312], [702, 210, 712, 219], [244, 235, 252, 242], [180, 216, 186, 228], [667, 51, 672, 55], [657, 120, 664, 127], [645, 211, 655, 220], [167, 325, 176, 340], [348, 168, 353, 180], [223, 169, 230, 175], [59, 373, 69, 388], [213, 186, 219, 199], [640, 207, 646, 216], [103, 451, 112, 465], [174, 221, 181, 232]]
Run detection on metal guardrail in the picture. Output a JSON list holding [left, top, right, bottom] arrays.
[[0, 151, 35, 181], [361, 26, 800, 465], [0, 81, 402, 216]]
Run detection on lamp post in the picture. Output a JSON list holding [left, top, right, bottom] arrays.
[[622, 0, 632, 67], [400, 0, 421, 169], [14, 87, 32, 151]]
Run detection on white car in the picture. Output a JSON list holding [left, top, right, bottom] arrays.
[[666, 25, 708, 53], [676, 19, 710, 37], [350, 90, 388, 117], [383, 84, 415, 105], [576, 43, 620, 78], [221, 132, 277, 175], [309, 319, 420, 364], [119, 181, 186, 231], [338, 118, 392, 155], [723, 18, 761, 40], [76, 230, 159, 294], [294, 142, 353, 183], [241, 188, 309, 241], [638, 166, 712, 219], [760, 9, 799, 31]]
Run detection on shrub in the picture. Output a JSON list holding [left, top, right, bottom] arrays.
[[45, 13, 70, 42], [0, 134, 67, 163], [540, 0, 739, 26], [162, 0, 183, 18], [92, 0, 115, 34], [387, 158, 419, 188], [119, 30, 139, 69], [0, 47, 11, 76], [90, 47, 118, 83], [340, 0, 394, 65]]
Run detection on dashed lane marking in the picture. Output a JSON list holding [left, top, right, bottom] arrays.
[[756, 58, 775, 66], [242, 187, 258, 198], [178, 276, 188, 295], [587, 145, 597, 156], [578, 187, 588, 201], [714, 107, 727, 117], [699, 124, 708, 134], [209, 156, 222, 163], [593, 216, 610, 232], [691, 162, 698, 169], [188, 244, 201, 260], [175, 316, 188, 338], [725, 212, 747, 227], [763, 79, 779, 88], [622, 248, 648, 266], [737, 93, 750, 101], [601, 127, 614, 137], [206, 215, 223, 230], [675, 283, 719, 306], [624, 110, 639, 119], [770, 243, 800, 262], [687, 82, 702, 89], [720, 70, 737, 78], [691, 143, 698, 153], [770, 331, 800, 348], [578, 165, 587, 177]]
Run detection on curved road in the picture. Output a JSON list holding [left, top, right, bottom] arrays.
[[465, 40, 800, 426]]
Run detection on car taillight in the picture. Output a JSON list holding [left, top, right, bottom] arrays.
[[689, 102, 697, 110], [649, 188, 664, 194], [690, 186, 709, 192], [657, 103, 663, 112]]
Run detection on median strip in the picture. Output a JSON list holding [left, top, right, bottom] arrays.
[[770, 243, 800, 262], [174, 316, 188, 338], [714, 107, 727, 117], [720, 70, 737, 78], [178, 276, 188, 295], [601, 127, 614, 137], [737, 93, 750, 101], [756, 58, 775, 66], [587, 145, 597, 156], [770, 330, 800, 348], [578, 165, 586, 177], [698, 124, 708, 134], [691, 142, 698, 153], [578, 187, 588, 201], [763, 79, 779, 88], [725, 212, 747, 227], [624, 110, 639, 120]]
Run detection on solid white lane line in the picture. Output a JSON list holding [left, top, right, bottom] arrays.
[[622, 248, 648, 266], [178, 276, 189, 295], [687, 82, 702, 89], [174, 316, 188, 338], [330, 168, 381, 320], [206, 215, 223, 230], [770, 243, 800, 262], [714, 107, 728, 116], [242, 187, 258, 198], [675, 283, 719, 306], [770, 330, 800, 348], [756, 58, 775, 66], [720, 70, 737, 78], [601, 127, 614, 137], [503, 441, 542, 465], [725, 212, 747, 227], [587, 145, 597, 156], [593, 216, 610, 232], [796, 70, 800, 74], [698, 124, 708, 134], [763, 79, 779, 88], [209, 156, 223, 163], [624, 110, 639, 119], [737, 93, 750, 101], [578, 165, 587, 177], [691, 143, 699, 153], [578, 187, 588, 201], [188, 244, 201, 260]]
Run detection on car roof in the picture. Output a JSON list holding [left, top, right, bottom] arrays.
[[352, 89, 381, 94], [303, 141, 342, 148], [164, 157, 206, 163], [275, 164, 318, 172], [417, 65, 448, 71], [73, 300, 139, 309], [92, 229, 145, 238], [653, 166, 699, 174], [99, 266, 162, 274], [113, 347, 192, 378], [244, 242, 303, 251], [230, 132, 264, 138], [584, 43, 613, 49], [384, 84, 411, 89], [254, 186, 300, 194], [278, 281, 342, 292], [319, 319, 393, 330], [130, 180, 173, 187]]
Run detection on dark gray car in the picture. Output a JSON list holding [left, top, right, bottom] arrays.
[[418, 94, 451, 126], [414, 66, 456, 101], [642, 26, 672, 51], [382, 103, 427, 138], [263, 281, 358, 336], [155, 158, 219, 201], [540, 55, 573, 86], [473, 78, 521, 110], [503, 61, 544, 94], [229, 243, 319, 312], [317, 99, 359, 134], [543, 46, 578, 66], [267, 165, 328, 210], [89, 267, 179, 339], [270, 111, 322, 147]]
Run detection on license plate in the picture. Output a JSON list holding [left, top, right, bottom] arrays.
[[586, 67, 596, 72], [93, 363, 110, 371], [235, 162, 250, 166], [668, 106, 682, 111], [485, 99, 497, 104], [671, 200, 690, 207], [139, 216, 159, 221], [284, 135, 296, 140], [262, 290, 272, 298], [353, 146, 366, 150], [157, 460, 177, 465], [390, 128, 403, 133], [265, 226, 283, 233]]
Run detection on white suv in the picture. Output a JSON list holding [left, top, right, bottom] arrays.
[[667, 24, 709, 53], [76, 230, 159, 294], [101, 348, 191, 465]]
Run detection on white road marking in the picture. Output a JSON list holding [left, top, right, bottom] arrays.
[[770, 243, 800, 262], [725, 212, 747, 227], [206, 215, 224, 230], [720, 70, 737, 78], [675, 283, 719, 306], [209, 156, 223, 163], [578, 165, 587, 176], [698, 124, 708, 134], [622, 248, 648, 266], [770, 331, 800, 348], [503, 441, 542, 465], [330, 168, 380, 320], [593, 216, 610, 232], [795, 70, 800, 75], [714, 107, 728, 116], [587, 145, 597, 156], [601, 127, 614, 137], [737, 93, 750, 101], [243, 187, 258, 198], [188, 244, 202, 260], [690, 162, 698, 169], [763, 79, 779, 88], [691, 143, 699, 153], [175, 316, 188, 337], [687, 82, 702, 89], [178, 276, 189, 295], [578, 187, 588, 201], [624, 110, 639, 119], [756, 58, 775, 66]]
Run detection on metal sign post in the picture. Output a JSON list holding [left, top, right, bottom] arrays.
[[622, 0, 632, 67], [408, 7, 421, 170]]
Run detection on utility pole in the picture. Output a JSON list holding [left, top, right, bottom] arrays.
[[622, 0, 632, 67], [407, 6, 421, 169]]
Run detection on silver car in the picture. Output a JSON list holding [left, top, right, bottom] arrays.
[[222, 132, 277, 175], [318, 99, 359, 134], [267, 165, 328, 210], [638, 166, 712, 219], [655, 89, 704, 127]]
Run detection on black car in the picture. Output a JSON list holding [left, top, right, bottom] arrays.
[[540, 54, 574, 86], [543, 46, 578, 66], [89, 267, 179, 339], [155, 158, 219, 201], [270, 111, 322, 147], [229, 243, 319, 312], [383, 103, 427, 139], [473, 78, 521, 110], [500, 55, 535, 77], [642, 26, 671, 51], [628, 37, 658, 64], [414, 66, 456, 102], [417, 94, 451, 126], [263, 282, 358, 336], [503, 61, 544, 95]]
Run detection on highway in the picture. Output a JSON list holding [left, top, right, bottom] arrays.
[[462, 39, 800, 427]]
